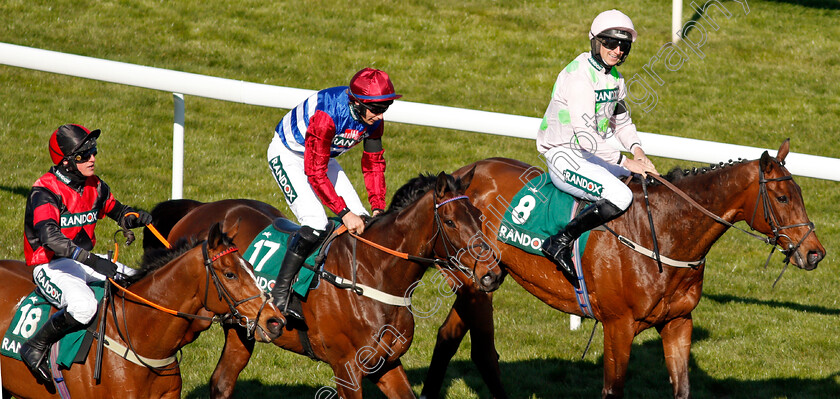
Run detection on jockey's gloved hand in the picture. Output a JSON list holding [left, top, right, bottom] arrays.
[[122, 209, 153, 229], [82, 254, 118, 279]]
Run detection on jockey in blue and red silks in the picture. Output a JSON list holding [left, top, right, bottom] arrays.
[[266, 68, 401, 320]]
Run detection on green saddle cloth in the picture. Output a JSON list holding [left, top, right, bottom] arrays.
[[498, 174, 590, 257], [1, 281, 104, 368], [244, 223, 329, 298]]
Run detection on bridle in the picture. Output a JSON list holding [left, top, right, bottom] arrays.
[[646, 159, 815, 276], [199, 241, 267, 335], [320, 191, 493, 306], [429, 193, 491, 276], [751, 163, 816, 266], [346, 193, 486, 274], [107, 240, 269, 371]]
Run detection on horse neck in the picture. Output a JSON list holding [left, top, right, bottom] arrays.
[[112, 250, 206, 358], [646, 161, 758, 258], [345, 193, 437, 295]]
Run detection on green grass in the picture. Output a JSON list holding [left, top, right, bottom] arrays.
[[1, 1, 839, 398]]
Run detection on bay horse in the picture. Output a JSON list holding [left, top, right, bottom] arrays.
[[0, 222, 284, 399], [421, 140, 825, 398], [145, 171, 504, 398]]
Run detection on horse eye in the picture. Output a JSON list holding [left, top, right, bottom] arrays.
[[224, 272, 237, 279], [445, 220, 456, 228], [777, 195, 788, 203]]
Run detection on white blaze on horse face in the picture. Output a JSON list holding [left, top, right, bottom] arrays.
[[238, 257, 259, 283]]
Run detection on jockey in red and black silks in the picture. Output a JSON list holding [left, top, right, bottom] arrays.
[[266, 68, 401, 322], [19, 123, 152, 386], [24, 165, 122, 266]]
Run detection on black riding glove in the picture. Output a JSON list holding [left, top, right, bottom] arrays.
[[122, 209, 153, 229], [82, 254, 118, 279]]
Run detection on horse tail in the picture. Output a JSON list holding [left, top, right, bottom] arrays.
[[143, 199, 205, 252]]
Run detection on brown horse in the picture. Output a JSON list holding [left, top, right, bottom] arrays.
[[145, 171, 503, 398], [421, 140, 825, 398], [0, 222, 284, 399]]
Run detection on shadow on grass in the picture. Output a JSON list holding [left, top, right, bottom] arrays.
[[182, 378, 387, 399], [679, 0, 840, 41], [763, 0, 840, 10], [705, 293, 840, 316], [181, 327, 840, 398], [410, 326, 840, 398], [680, 0, 840, 39], [0, 184, 29, 198]]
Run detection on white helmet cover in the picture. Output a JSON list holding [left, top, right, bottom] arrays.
[[589, 9, 637, 42]]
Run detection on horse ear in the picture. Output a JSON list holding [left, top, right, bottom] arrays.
[[435, 171, 449, 199], [226, 218, 241, 241], [459, 166, 476, 191], [208, 222, 223, 247], [776, 138, 790, 163], [759, 150, 775, 173]]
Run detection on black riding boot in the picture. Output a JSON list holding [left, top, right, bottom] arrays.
[[541, 199, 625, 288], [270, 226, 323, 321], [19, 309, 84, 385]]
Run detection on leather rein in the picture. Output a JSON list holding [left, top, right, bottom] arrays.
[[610, 162, 815, 274]]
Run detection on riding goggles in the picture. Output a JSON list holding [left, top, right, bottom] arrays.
[[596, 36, 631, 53], [72, 146, 97, 163], [358, 101, 391, 115]]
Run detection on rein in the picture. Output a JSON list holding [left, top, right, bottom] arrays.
[[649, 174, 772, 244], [104, 240, 265, 372], [648, 163, 815, 276], [316, 194, 475, 307], [345, 195, 471, 267]]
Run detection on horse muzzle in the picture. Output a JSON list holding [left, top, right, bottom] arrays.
[[254, 315, 285, 342], [476, 269, 506, 292], [788, 247, 824, 271]]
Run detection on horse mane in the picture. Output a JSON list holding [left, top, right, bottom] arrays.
[[126, 238, 199, 285], [636, 158, 750, 185], [385, 173, 463, 214]]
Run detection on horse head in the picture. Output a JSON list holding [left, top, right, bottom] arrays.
[[749, 139, 825, 270], [432, 168, 503, 292], [201, 221, 285, 340]]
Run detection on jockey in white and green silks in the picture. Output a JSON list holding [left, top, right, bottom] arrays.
[[537, 9, 659, 288]]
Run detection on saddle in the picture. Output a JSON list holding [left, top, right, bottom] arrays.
[[1, 285, 103, 372], [498, 174, 593, 257]]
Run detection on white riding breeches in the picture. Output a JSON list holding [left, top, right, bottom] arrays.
[[542, 146, 634, 210], [267, 134, 369, 231], [32, 255, 134, 324]]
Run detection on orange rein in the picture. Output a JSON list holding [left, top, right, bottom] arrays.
[[108, 217, 220, 321], [108, 277, 185, 317], [346, 230, 447, 265], [335, 225, 411, 261], [335, 194, 471, 266]]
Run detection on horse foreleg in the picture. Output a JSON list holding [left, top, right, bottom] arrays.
[[466, 292, 507, 399], [421, 291, 506, 399], [209, 324, 256, 399], [330, 358, 366, 399], [370, 360, 416, 399], [657, 316, 693, 399], [601, 319, 635, 399], [421, 302, 468, 398]]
